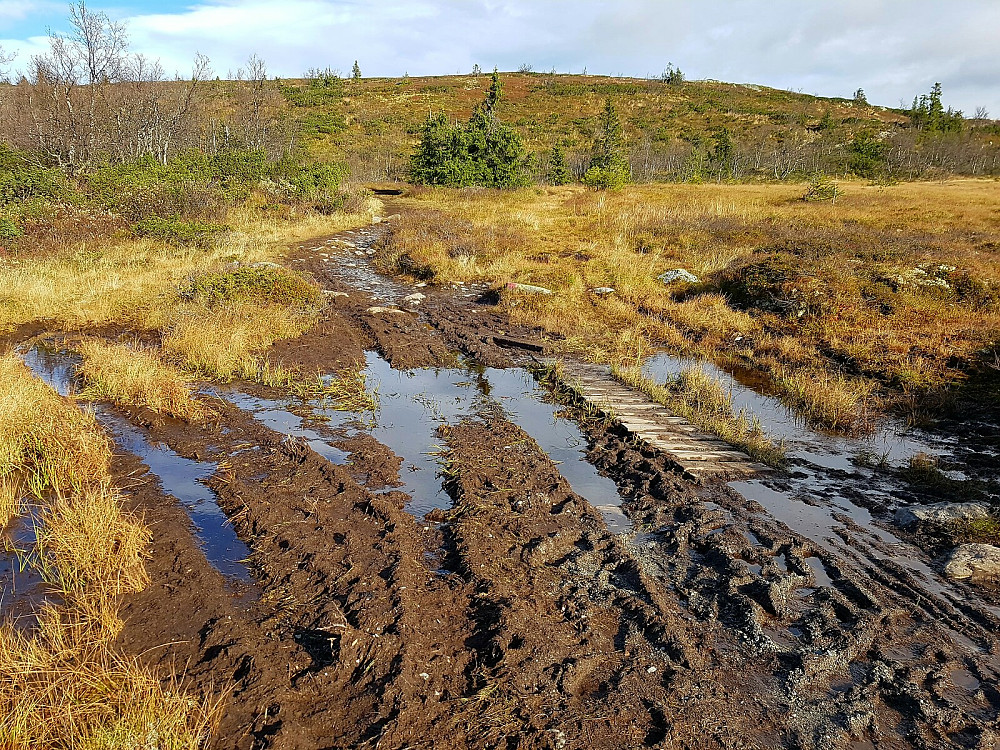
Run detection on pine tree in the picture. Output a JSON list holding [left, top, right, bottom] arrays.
[[547, 145, 571, 185], [352, 60, 361, 81], [583, 98, 629, 190], [853, 88, 868, 106]]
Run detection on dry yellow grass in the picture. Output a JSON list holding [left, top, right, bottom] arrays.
[[163, 301, 313, 382], [0, 352, 216, 747], [0, 355, 111, 497], [77, 339, 207, 421], [383, 180, 1000, 429], [0, 200, 377, 336], [0, 606, 222, 750]]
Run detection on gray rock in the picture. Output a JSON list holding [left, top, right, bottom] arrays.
[[657, 269, 700, 285], [944, 544, 1000, 580], [591, 287, 616, 295], [894, 502, 990, 528]]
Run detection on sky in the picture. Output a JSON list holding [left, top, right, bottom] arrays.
[[0, 0, 997, 116]]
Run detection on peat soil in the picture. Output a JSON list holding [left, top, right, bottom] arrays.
[[5, 220, 1000, 749]]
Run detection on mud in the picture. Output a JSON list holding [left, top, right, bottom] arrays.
[[5, 218, 1000, 749]]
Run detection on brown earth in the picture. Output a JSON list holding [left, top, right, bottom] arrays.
[[7, 218, 1000, 749]]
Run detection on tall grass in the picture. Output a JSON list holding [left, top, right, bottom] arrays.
[[0, 353, 217, 747], [381, 181, 1000, 429], [77, 339, 207, 421], [611, 364, 785, 467]]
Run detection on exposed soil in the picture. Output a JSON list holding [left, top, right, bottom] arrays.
[[8, 218, 1000, 749]]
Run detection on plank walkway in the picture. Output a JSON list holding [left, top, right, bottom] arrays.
[[548, 360, 770, 479]]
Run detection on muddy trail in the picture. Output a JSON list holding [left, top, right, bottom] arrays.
[[5, 218, 1000, 749]]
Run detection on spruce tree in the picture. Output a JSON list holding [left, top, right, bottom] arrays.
[[548, 145, 571, 185], [409, 71, 527, 188], [583, 98, 629, 190], [352, 60, 361, 81]]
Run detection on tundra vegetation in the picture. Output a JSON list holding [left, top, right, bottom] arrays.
[[0, 3, 998, 746]]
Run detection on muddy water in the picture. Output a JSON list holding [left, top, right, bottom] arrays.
[[643, 351, 1000, 624], [227, 351, 630, 530], [20, 346, 252, 581]]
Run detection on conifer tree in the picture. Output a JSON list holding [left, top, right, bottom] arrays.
[[352, 60, 361, 81], [583, 98, 629, 190], [547, 145, 571, 185]]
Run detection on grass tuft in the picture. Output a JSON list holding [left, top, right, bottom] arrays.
[[612, 363, 786, 467], [76, 339, 207, 421]]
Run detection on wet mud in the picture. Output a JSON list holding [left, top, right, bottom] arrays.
[[4, 218, 999, 749]]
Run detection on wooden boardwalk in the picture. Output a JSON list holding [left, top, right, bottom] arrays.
[[549, 360, 770, 480]]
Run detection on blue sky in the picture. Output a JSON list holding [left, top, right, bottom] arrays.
[[2, 1, 998, 116]]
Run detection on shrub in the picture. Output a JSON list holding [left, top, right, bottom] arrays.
[[180, 265, 322, 309], [0, 216, 22, 243], [409, 70, 529, 188], [585, 98, 630, 190], [133, 216, 227, 247], [0, 147, 71, 205], [802, 173, 839, 202]]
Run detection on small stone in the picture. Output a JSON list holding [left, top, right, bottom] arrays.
[[646, 666, 657, 674], [367, 306, 408, 315], [591, 287, 616, 295], [323, 290, 349, 298], [403, 292, 426, 304], [944, 544, 1000, 580], [419, 672, 430, 680]]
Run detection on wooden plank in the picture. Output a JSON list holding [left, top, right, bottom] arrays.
[[544, 358, 768, 481]]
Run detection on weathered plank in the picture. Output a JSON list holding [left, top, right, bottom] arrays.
[[545, 359, 770, 480]]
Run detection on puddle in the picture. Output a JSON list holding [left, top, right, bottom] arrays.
[[0, 517, 55, 627], [227, 351, 630, 531], [949, 668, 981, 692], [20, 346, 252, 582], [95, 409, 252, 582], [645, 350, 1000, 645]]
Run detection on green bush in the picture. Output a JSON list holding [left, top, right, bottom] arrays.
[[0, 216, 22, 243], [85, 155, 223, 221], [409, 71, 529, 188], [180, 265, 322, 308], [133, 216, 228, 247], [0, 147, 72, 205]]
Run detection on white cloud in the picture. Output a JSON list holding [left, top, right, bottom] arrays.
[[6, 0, 999, 114]]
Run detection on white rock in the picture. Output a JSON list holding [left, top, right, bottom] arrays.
[[323, 290, 349, 298], [895, 503, 991, 527], [944, 544, 1000, 580], [367, 306, 408, 315], [403, 293, 426, 304], [657, 269, 700, 285], [591, 287, 616, 295]]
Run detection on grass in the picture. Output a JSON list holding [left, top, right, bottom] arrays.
[[76, 339, 207, 421], [377, 180, 1000, 431], [0, 605, 222, 750], [612, 363, 786, 467], [0, 352, 217, 747]]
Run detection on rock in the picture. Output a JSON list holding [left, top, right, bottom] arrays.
[[657, 269, 700, 285], [323, 290, 348, 298], [894, 502, 990, 528], [367, 306, 408, 315], [591, 287, 616, 295], [507, 282, 552, 295], [371, 216, 383, 224], [944, 544, 1000, 580], [403, 293, 425, 304]]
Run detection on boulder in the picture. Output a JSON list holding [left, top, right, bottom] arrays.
[[657, 269, 700, 285], [894, 502, 991, 528], [944, 544, 1000, 581]]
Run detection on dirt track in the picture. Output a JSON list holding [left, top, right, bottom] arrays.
[[10, 220, 999, 749]]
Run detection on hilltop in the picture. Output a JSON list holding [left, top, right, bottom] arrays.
[[278, 72, 997, 182]]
